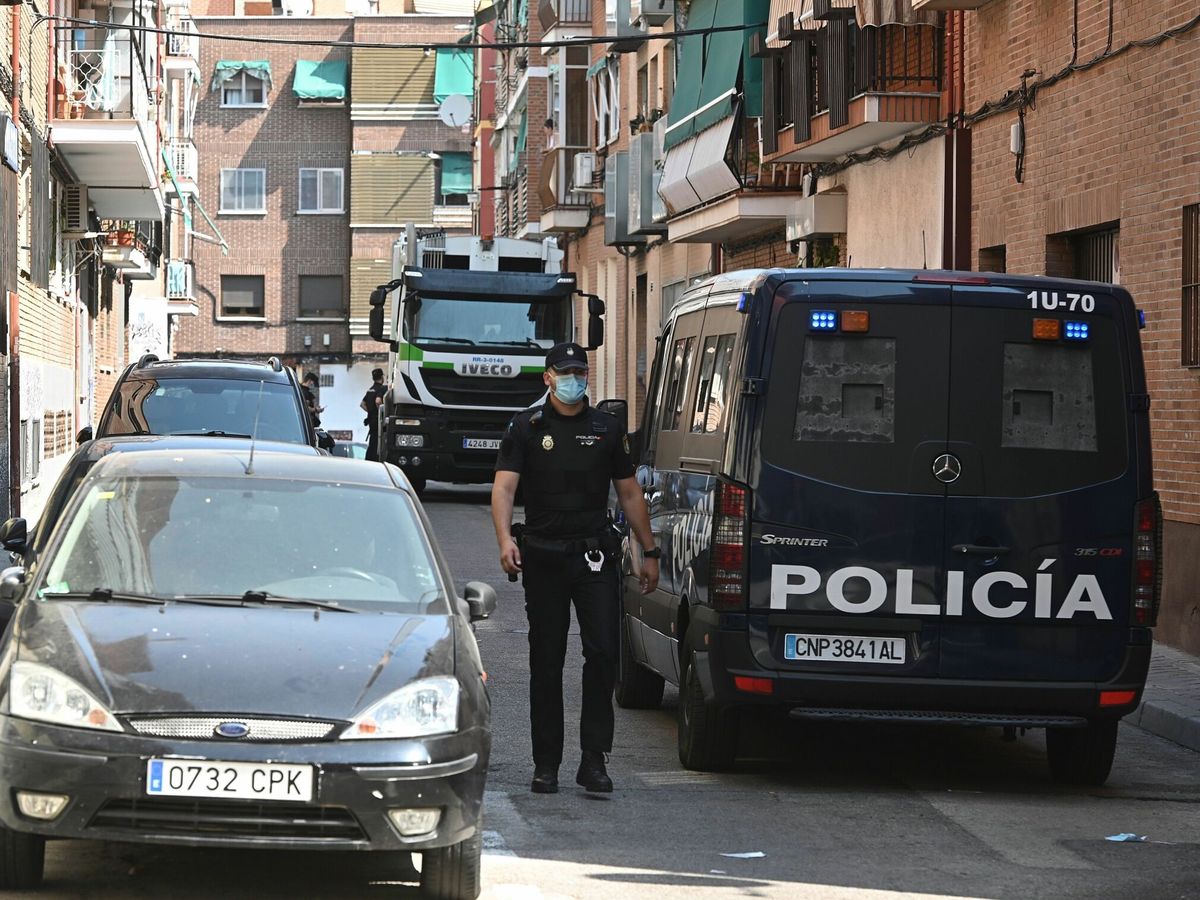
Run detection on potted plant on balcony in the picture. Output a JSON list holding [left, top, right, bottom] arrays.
[[628, 113, 646, 136]]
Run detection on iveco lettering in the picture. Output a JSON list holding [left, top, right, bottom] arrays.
[[613, 268, 1158, 787]]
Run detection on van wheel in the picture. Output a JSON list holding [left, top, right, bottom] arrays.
[[0, 825, 45, 889], [1046, 719, 1119, 786], [678, 652, 738, 771], [615, 615, 664, 709], [420, 829, 482, 900]]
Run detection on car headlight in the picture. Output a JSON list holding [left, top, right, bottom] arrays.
[[342, 676, 459, 740], [9, 661, 122, 732]]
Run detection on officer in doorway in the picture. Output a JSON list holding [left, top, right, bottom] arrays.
[[491, 342, 660, 795]]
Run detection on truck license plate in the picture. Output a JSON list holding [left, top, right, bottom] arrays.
[[462, 438, 501, 450]]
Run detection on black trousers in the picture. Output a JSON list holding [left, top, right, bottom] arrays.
[[522, 539, 619, 768], [365, 429, 380, 462]]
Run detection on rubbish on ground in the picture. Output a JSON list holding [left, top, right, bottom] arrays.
[[721, 851, 766, 859], [1106, 833, 1148, 842]]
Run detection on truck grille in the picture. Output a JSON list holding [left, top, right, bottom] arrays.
[[89, 798, 366, 842], [420, 368, 546, 408]]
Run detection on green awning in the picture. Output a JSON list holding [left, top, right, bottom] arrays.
[[159, 146, 192, 230], [293, 59, 347, 101], [586, 56, 608, 78], [440, 152, 472, 195], [741, 0, 770, 118], [663, 0, 716, 150], [210, 60, 273, 92], [433, 49, 474, 103], [694, 0, 747, 135]]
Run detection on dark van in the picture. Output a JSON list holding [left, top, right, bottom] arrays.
[[614, 268, 1158, 786]]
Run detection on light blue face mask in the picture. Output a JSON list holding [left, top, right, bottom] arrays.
[[552, 372, 587, 404]]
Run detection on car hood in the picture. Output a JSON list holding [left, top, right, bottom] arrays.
[[12, 599, 457, 721]]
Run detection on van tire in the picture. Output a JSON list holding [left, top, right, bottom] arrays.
[[615, 615, 664, 709], [0, 825, 45, 890], [1046, 718, 1119, 786], [420, 828, 482, 900], [678, 652, 738, 771], [408, 474, 428, 496]]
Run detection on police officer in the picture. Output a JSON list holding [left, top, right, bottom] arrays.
[[491, 342, 660, 795]]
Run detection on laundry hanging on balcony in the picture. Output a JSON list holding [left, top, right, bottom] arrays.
[[210, 61, 273, 92], [433, 49, 473, 103], [293, 60, 347, 101]]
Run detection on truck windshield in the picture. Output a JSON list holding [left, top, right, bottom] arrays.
[[407, 295, 570, 349]]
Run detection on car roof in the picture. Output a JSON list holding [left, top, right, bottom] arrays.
[[81, 435, 320, 463], [119, 358, 295, 384], [87, 446, 403, 490]]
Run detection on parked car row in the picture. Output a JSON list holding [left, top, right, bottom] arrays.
[[0, 356, 494, 899]]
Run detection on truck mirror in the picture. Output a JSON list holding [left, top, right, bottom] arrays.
[[596, 399, 628, 433], [368, 301, 386, 344], [587, 294, 605, 316], [587, 314, 604, 350]]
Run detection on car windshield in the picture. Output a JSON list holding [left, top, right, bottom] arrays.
[[407, 294, 570, 349], [100, 378, 307, 444], [38, 475, 445, 612]]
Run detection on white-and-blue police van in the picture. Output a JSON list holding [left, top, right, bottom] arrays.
[[613, 268, 1158, 786]]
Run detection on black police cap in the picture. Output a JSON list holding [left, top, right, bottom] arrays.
[[545, 342, 589, 372]]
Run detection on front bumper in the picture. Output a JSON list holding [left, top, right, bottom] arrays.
[[385, 407, 513, 484], [0, 716, 490, 851]]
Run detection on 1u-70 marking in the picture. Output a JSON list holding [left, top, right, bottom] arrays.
[[1028, 290, 1095, 313]]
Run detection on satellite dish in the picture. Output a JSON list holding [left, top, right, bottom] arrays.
[[438, 94, 472, 128]]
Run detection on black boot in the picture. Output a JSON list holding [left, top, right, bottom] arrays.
[[530, 765, 559, 794], [575, 751, 613, 793]]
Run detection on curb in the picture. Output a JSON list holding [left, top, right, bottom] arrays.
[[1129, 699, 1200, 754]]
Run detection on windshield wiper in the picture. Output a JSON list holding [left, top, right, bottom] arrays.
[[416, 336, 476, 346], [172, 591, 357, 613], [168, 431, 254, 438], [488, 339, 543, 348], [43, 589, 168, 605]]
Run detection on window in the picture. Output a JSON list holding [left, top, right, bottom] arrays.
[[691, 333, 736, 434], [795, 337, 897, 445], [1001, 344, 1096, 453], [1072, 226, 1120, 284], [661, 280, 684, 324], [221, 72, 267, 107], [220, 275, 264, 318], [979, 244, 1007, 274], [589, 57, 621, 149], [220, 168, 266, 214], [1184, 205, 1199, 367], [659, 335, 696, 432], [435, 153, 471, 207], [298, 168, 343, 213], [299, 275, 345, 318]]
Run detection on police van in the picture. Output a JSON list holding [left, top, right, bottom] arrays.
[[613, 268, 1158, 786]]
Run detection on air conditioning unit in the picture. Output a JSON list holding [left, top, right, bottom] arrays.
[[63, 184, 90, 235], [572, 152, 596, 190], [786, 193, 847, 241], [631, 0, 673, 27]]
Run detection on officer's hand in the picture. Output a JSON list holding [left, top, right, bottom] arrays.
[[500, 538, 522, 575], [639, 557, 659, 595]]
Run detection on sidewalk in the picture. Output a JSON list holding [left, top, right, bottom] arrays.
[[17, 451, 71, 534], [1130, 642, 1200, 753]]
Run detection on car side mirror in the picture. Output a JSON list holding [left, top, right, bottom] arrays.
[[595, 399, 628, 433], [0, 565, 26, 603], [463, 581, 497, 622], [76, 426, 93, 445], [0, 519, 27, 556], [315, 429, 335, 451]]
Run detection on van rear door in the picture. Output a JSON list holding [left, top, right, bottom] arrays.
[[940, 283, 1135, 680], [748, 280, 952, 677]]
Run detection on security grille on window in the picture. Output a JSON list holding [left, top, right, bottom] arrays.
[[1072, 226, 1120, 284], [1184, 204, 1200, 368], [222, 73, 267, 107], [220, 169, 266, 213], [221, 275, 265, 318], [299, 275, 345, 318], [299, 168, 343, 213]]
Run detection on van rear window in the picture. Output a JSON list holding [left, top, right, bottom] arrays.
[[1001, 344, 1097, 452], [795, 338, 896, 444]]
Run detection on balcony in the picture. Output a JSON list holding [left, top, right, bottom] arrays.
[[51, 26, 163, 220], [166, 260, 199, 315], [766, 19, 943, 164], [433, 205, 473, 231], [538, 146, 592, 233], [163, 18, 200, 81], [538, 0, 590, 46], [102, 228, 159, 280], [165, 140, 198, 195]]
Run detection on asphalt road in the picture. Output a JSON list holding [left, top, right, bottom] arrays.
[[23, 482, 1200, 899]]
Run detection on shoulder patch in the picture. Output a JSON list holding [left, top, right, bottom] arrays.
[[623, 433, 630, 454]]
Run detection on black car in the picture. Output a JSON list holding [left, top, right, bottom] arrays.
[[0, 448, 495, 898], [615, 268, 1157, 786], [80, 354, 333, 451]]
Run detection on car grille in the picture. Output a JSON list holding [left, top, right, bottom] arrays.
[[125, 717, 340, 742], [89, 799, 366, 842], [420, 367, 546, 408]]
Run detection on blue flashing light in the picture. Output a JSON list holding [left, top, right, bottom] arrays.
[[1064, 320, 1090, 341], [736, 292, 749, 313], [809, 310, 837, 332], [1137, 309, 1147, 329]]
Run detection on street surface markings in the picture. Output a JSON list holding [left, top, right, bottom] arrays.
[[483, 790, 534, 859], [921, 794, 1095, 870], [636, 771, 724, 786]]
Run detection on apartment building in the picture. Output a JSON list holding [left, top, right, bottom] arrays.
[[182, 0, 475, 440], [0, 0, 187, 520]]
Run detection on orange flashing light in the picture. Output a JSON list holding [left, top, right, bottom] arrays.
[[841, 310, 870, 333], [1032, 318, 1061, 341]]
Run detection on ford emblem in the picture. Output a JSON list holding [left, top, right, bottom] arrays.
[[214, 721, 250, 739]]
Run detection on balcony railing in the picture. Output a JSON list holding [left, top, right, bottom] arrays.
[[57, 27, 155, 123], [810, 22, 942, 119], [166, 260, 195, 300], [538, 146, 591, 211], [538, 0, 591, 32], [166, 19, 199, 61], [168, 140, 197, 182]]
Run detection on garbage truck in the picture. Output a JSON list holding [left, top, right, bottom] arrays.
[[368, 224, 605, 494]]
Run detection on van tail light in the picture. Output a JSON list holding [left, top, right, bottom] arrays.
[[1131, 494, 1163, 627], [709, 480, 749, 611]]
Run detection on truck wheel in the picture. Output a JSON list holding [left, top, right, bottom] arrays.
[[1046, 718, 1119, 786], [407, 474, 428, 496], [678, 652, 738, 771], [420, 829, 482, 900], [615, 615, 664, 710], [0, 825, 45, 890]]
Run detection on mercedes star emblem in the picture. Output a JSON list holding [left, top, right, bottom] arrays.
[[932, 453, 962, 484]]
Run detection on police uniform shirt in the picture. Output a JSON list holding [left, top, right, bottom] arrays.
[[495, 401, 635, 539], [362, 383, 386, 429]]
